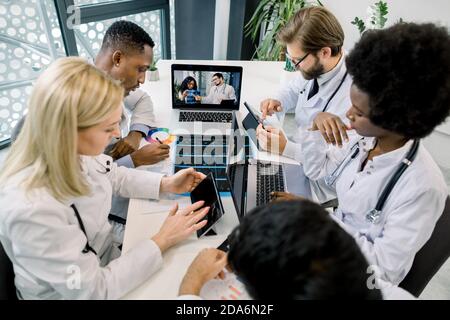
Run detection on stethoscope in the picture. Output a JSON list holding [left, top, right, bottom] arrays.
[[71, 157, 112, 254], [300, 71, 348, 112], [324, 138, 420, 224], [70, 204, 97, 255], [214, 83, 227, 95]]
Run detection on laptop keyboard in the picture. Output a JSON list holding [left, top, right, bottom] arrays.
[[179, 111, 233, 123], [174, 135, 230, 192], [256, 161, 285, 206]]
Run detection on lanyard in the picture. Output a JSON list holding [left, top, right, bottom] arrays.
[[71, 204, 97, 255]]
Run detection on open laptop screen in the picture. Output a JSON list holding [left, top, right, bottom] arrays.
[[171, 64, 242, 110], [226, 116, 249, 221]]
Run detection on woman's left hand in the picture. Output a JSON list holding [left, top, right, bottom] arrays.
[[161, 168, 206, 194]]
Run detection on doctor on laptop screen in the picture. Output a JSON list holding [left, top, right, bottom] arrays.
[[174, 71, 239, 106]]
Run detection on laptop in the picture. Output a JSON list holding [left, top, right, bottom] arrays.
[[170, 64, 243, 136], [226, 116, 312, 221]]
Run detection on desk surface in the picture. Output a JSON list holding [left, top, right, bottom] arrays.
[[121, 60, 294, 299]]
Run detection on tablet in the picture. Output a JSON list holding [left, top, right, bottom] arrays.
[[243, 102, 263, 125], [242, 102, 262, 150], [190, 172, 225, 238]]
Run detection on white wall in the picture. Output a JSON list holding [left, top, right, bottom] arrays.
[[321, 0, 450, 51]]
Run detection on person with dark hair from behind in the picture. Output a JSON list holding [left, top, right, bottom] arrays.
[[271, 23, 450, 287], [178, 200, 413, 299], [178, 76, 200, 104]]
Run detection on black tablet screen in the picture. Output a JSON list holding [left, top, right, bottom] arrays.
[[190, 172, 224, 237]]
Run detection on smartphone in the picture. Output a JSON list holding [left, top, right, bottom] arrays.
[[242, 102, 263, 150], [190, 172, 225, 238]]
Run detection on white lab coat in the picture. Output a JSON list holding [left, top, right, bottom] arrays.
[[0, 154, 165, 299], [119, 88, 156, 137], [300, 131, 448, 285], [273, 52, 353, 202], [201, 83, 236, 104], [274, 51, 352, 160]]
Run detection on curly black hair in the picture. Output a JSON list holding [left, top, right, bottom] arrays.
[[101, 20, 155, 54], [346, 23, 450, 139], [180, 76, 198, 92], [228, 200, 382, 300]]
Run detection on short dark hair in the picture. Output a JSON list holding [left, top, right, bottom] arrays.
[[228, 200, 382, 300], [212, 73, 223, 79], [346, 23, 450, 139], [101, 20, 155, 54]]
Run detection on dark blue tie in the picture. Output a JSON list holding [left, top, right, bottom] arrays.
[[308, 78, 319, 100]]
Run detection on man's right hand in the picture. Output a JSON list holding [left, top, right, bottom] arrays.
[[260, 98, 282, 120], [130, 143, 170, 167], [179, 248, 228, 296]]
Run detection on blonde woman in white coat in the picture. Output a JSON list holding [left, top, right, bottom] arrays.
[[0, 57, 209, 299]]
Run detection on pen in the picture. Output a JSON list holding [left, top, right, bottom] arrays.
[[155, 137, 163, 144]]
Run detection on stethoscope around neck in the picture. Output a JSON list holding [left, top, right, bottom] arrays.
[[324, 138, 420, 224], [214, 83, 227, 95], [71, 204, 97, 255], [71, 157, 113, 255], [300, 71, 348, 112]]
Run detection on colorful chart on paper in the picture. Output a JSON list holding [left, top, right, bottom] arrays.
[[145, 128, 176, 144]]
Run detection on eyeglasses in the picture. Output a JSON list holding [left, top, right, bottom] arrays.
[[286, 52, 309, 69]]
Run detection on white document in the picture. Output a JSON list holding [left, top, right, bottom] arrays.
[[200, 271, 251, 300]]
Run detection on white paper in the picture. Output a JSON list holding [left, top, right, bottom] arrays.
[[131, 196, 191, 215], [200, 271, 251, 300]]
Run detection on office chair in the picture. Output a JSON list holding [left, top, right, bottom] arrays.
[[399, 196, 450, 297], [0, 241, 17, 300]]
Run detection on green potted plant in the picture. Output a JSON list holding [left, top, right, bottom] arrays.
[[147, 57, 160, 81], [244, 0, 323, 71], [351, 1, 389, 34]]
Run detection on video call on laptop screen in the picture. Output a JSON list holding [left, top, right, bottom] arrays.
[[171, 64, 242, 110]]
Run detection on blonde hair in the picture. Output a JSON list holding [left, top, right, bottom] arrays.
[[0, 57, 124, 201], [277, 6, 344, 56]]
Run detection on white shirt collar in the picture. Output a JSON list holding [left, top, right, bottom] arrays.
[[317, 50, 346, 87], [358, 138, 415, 167], [215, 83, 225, 90]]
